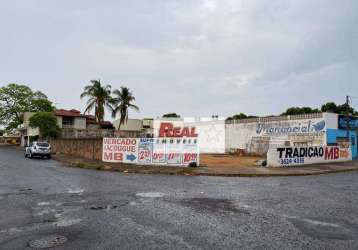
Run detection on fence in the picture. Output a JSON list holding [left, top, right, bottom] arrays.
[[50, 138, 103, 160]]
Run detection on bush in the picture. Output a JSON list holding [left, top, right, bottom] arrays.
[[188, 162, 198, 168], [29, 112, 61, 139]]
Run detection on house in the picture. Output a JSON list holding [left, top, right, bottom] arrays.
[[112, 118, 154, 138], [19, 109, 114, 146]]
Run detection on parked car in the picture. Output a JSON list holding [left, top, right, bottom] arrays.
[[25, 141, 52, 159]]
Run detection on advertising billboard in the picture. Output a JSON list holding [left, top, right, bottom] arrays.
[[267, 145, 352, 167], [103, 137, 199, 166]]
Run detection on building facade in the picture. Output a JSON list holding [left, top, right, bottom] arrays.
[[148, 113, 357, 158], [19, 109, 114, 146]]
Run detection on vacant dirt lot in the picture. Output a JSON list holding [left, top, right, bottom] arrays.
[[200, 154, 264, 168]]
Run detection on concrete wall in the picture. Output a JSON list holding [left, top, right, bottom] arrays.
[[61, 129, 115, 139], [50, 138, 103, 160], [152, 118, 225, 153], [56, 116, 63, 128], [73, 117, 87, 129], [225, 114, 328, 155], [113, 119, 143, 131], [189, 120, 226, 153]]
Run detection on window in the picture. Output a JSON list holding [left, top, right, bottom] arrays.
[[62, 117, 74, 127]]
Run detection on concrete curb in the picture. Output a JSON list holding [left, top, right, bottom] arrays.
[[8, 146, 358, 177], [189, 168, 358, 177], [52, 155, 358, 178]]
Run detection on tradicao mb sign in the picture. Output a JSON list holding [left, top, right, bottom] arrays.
[[267, 145, 352, 167]]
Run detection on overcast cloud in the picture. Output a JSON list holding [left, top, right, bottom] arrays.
[[0, 0, 357, 120]]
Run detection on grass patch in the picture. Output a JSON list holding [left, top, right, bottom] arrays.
[[68, 160, 198, 176]]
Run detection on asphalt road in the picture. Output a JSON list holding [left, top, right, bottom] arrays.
[[0, 146, 358, 250]]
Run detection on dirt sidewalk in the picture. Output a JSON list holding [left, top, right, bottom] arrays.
[[52, 153, 358, 177]]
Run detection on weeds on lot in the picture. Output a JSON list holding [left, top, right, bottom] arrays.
[[69, 159, 196, 176]]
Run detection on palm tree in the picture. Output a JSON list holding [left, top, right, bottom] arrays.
[[111, 87, 139, 129], [80, 80, 112, 122]]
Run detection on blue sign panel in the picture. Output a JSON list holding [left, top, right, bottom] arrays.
[[338, 115, 358, 130]]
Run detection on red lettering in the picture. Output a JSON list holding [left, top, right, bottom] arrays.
[[190, 127, 198, 137], [333, 148, 339, 159], [159, 122, 198, 137], [173, 127, 181, 137], [159, 123, 174, 137], [114, 153, 123, 161], [103, 152, 113, 160], [325, 147, 333, 160], [181, 127, 190, 137], [325, 147, 340, 160], [183, 153, 197, 163]]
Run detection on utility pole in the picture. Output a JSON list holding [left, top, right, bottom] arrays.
[[345, 95, 351, 144]]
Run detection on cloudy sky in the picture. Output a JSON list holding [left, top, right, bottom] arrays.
[[1, 0, 357, 120]]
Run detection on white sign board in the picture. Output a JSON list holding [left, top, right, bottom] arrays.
[[102, 138, 139, 163], [103, 138, 199, 166], [267, 145, 352, 167]]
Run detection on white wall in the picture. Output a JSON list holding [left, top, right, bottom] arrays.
[[188, 121, 226, 153], [113, 119, 143, 131], [152, 119, 226, 153], [74, 117, 86, 129], [225, 117, 327, 154], [56, 116, 63, 128]]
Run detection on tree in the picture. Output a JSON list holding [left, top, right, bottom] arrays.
[[29, 112, 61, 139], [321, 102, 338, 113], [30, 98, 55, 112], [111, 87, 139, 129], [0, 129, 4, 136], [163, 113, 181, 118], [80, 80, 112, 122], [321, 102, 356, 114], [281, 107, 320, 116], [0, 83, 55, 131], [336, 103, 355, 115], [226, 113, 258, 121]]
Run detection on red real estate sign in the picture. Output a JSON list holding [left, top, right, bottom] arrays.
[[159, 122, 198, 138]]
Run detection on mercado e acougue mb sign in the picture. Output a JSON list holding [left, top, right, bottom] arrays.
[[102, 137, 199, 166]]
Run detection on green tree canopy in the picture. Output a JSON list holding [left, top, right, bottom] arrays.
[[80, 80, 113, 122], [321, 102, 338, 113], [321, 102, 355, 115], [226, 113, 258, 121], [0, 129, 4, 136], [281, 107, 320, 116], [111, 86, 139, 129], [29, 112, 61, 139], [162, 113, 181, 118], [0, 83, 55, 131]]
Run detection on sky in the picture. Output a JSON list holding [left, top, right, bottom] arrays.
[[0, 0, 357, 120]]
